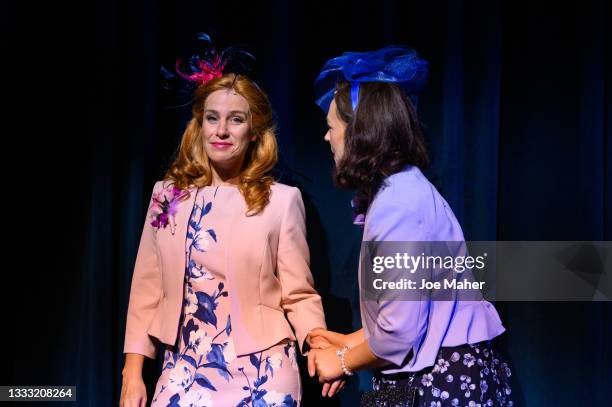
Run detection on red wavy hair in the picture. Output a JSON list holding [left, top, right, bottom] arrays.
[[165, 73, 278, 215]]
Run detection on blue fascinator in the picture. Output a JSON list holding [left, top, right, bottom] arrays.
[[314, 45, 429, 112]]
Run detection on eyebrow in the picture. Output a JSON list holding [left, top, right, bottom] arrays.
[[204, 109, 248, 116]]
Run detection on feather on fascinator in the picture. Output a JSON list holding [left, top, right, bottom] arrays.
[[160, 33, 256, 99], [314, 45, 429, 112]]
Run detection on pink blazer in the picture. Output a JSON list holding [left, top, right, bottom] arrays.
[[124, 180, 326, 359]]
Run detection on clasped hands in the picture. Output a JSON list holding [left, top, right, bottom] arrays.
[[305, 328, 354, 397]]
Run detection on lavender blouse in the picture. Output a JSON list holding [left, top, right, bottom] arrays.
[[359, 165, 505, 374]]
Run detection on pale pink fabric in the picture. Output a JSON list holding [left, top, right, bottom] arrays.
[[124, 181, 326, 359], [151, 186, 301, 406]]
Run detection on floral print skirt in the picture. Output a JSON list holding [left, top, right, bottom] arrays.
[[150, 276, 301, 407], [152, 340, 300, 407], [367, 342, 513, 407], [150, 275, 301, 407]]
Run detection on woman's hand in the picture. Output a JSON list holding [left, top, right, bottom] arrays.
[[120, 353, 147, 407], [306, 330, 332, 350], [306, 331, 346, 397], [120, 373, 147, 407], [309, 328, 364, 349], [321, 377, 347, 398], [308, 328, 349, 348], [307, 346, 344, 383]]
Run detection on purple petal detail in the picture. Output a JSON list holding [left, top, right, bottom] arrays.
[[353, 213, 366, 226]]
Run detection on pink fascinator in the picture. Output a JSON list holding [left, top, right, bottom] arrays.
[[166, 33, 256, 88]]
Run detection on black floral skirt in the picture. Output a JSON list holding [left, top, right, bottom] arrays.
[[361, 341, 513, 407]]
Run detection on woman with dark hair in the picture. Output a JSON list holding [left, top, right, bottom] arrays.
[[120, 44, 331, 406], [308, 47, 513, 406]]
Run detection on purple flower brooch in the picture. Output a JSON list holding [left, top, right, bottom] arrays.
[[149, 185, 189, 235]]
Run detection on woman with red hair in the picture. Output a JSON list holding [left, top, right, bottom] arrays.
[[120, 70, 328, 407]]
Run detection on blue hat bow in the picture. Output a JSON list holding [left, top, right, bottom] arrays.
[[314, 45, 429, 112]]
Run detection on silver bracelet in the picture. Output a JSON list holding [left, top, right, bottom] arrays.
[[336, 346, 354, 376]]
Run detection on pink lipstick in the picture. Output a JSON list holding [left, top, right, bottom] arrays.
[[211, 142, 233, 149]]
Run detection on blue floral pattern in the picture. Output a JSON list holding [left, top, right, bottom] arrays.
[[152, 188, 300, 407]]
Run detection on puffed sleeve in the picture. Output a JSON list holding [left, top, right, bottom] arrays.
[[123, 181, 163, 359], [277, 187, 327, 354], [364, 200, 432, 367]]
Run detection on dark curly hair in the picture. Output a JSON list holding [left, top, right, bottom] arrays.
[[333, 81, 429, 204]]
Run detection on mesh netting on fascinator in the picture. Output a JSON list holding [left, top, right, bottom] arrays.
[[160, 33, 256, 105], [314, 45, 429, 113], [314, 45, 429, 227]]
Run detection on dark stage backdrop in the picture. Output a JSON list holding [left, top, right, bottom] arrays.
[[5, 0, 610, 406]]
